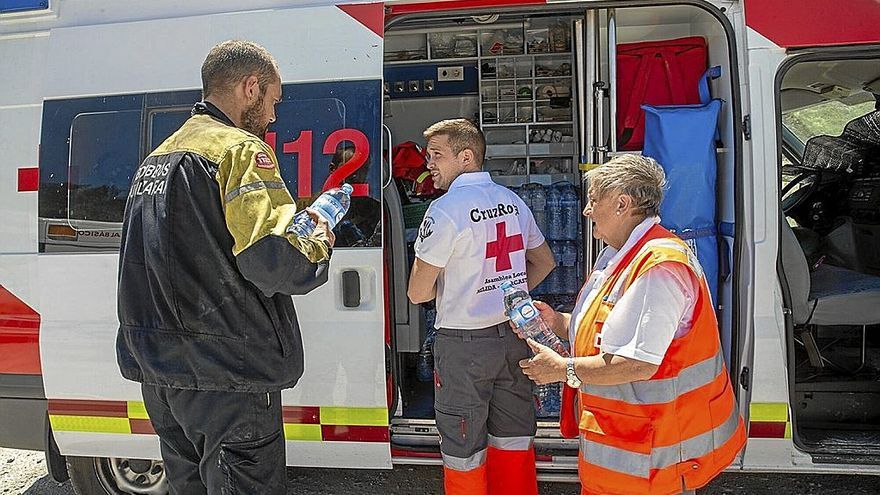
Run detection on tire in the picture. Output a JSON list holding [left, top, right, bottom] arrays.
[[67, 456, 168, 495]]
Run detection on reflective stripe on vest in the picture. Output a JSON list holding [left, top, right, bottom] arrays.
[[581, 351, 725, 405], [579, 404, 741, 478]]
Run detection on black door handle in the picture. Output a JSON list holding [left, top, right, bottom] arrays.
[[342, 270, 361, 308]]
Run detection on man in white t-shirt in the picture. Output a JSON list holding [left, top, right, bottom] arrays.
[[407, 119, 556, 495]]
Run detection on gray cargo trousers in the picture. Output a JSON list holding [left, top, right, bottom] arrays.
[[433, 323, 537, 470]]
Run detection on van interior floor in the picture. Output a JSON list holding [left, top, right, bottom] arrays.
[[798, 428, 880, 459], [402, 378, 435, 419], [794, 326, 880, 383], [793, 327, 880, 455]]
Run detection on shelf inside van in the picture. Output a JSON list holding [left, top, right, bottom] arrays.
[[606, 148, 729, 157], [491, 173, 576, 187], [486, 142, 574, 158]]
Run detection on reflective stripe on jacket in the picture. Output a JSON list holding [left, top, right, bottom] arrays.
[[567, 224, 745, 495]]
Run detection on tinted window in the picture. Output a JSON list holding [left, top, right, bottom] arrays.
[[0, 0, 48, 14], [149, 109, 190, 151], [39, 80, 381, 252], [271, 79, 383, 247], [68, 110, 141, 222]]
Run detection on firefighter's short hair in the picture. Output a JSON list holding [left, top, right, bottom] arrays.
[[201, 40, 280, 99], [587, 154, 667, 217], [423, 119, 486, 167]]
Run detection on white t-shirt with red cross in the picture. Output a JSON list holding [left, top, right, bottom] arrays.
[[414, 172, 545, 330]]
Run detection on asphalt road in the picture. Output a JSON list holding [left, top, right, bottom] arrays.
[[8, 456, 880, 495]]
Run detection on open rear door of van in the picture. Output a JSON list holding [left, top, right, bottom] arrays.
[[38, 2, 391, 469]]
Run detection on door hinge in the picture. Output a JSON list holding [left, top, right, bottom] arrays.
[[739, 366, 751, 391], [385, 343, 393, 375], [742, 114, 752, 141]]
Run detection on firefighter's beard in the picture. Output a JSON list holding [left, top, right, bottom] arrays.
[[241, 91, 268, 138]]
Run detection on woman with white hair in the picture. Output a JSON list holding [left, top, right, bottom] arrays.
[[519, 154, 745, 495]]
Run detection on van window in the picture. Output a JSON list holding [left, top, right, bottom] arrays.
[[68, 110, 141, 223], [148, 109, 190, 151], [782, 100, 876, 148], [39, 81, 381, 252], [0, 0, 48, 14]]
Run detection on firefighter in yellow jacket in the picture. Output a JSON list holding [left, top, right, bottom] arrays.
[[519, 154, 746, 495], [117, 40, 334, 494]]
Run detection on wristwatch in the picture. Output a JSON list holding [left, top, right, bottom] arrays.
[[565, 358, 581, 388]]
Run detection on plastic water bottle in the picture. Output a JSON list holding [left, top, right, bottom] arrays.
[[561, 241, 578, 294], [545, 240, 561, 294], [531, 184, 547, 235], [534, 382, 561, 417], [288, 183, 354, 237], [559, 185, 577, 240], [546, 184, 562, 240], [500, 281, 569, 357]]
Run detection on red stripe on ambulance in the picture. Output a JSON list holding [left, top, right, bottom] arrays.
[[337, 2, 385, 38], [48, 399, 129, 417], [321, 425, 389, 443], [0, 284, 41, 375], [283, 406, 321, 424], [129, 419, 157, 435], [748, 421, 787, 439], [388, 0, 546, 16], [17, 167, 39, 192]]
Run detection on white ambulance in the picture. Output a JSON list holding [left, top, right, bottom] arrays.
[[1, 0, 879, 493]]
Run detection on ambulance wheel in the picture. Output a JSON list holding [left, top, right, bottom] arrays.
[[67, 456, 168, 495]]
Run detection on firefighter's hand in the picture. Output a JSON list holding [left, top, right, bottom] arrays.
[[306, 208, 336, 248], [519, 339, 566, 385]]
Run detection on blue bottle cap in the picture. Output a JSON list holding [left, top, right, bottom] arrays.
[[341, 183, 354, 194]]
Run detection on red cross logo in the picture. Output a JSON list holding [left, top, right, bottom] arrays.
[[486, 221, 524, 272]]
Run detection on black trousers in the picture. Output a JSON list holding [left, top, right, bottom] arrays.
[[141, 384, 286, 495]]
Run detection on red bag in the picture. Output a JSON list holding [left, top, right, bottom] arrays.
[[391, 141, 439, 197], [558, 383, 579, 439], [616, 36, 708, 150]]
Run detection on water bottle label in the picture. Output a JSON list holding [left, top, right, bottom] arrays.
[[313, 195, 346, 224], [509, 299, 540, 328], [287, 210, 315, 237]]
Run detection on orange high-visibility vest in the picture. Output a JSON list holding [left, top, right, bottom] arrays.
[[563, 224, 746, 495]]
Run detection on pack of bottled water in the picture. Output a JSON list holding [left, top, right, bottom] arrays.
[[559, 240, 579, 293], [546, 184, 562, 240], [534, 382, 562, 417], [529, 184, 547, 235], [560, 183, 580, 240], [545, 181, 579, 241]]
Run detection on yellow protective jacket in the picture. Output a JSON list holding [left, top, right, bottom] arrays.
[[117, 102, 330, 392]]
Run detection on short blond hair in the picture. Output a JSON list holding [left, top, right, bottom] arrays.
[[587, 154, 666, 216], [423, 119, 485, 166]]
